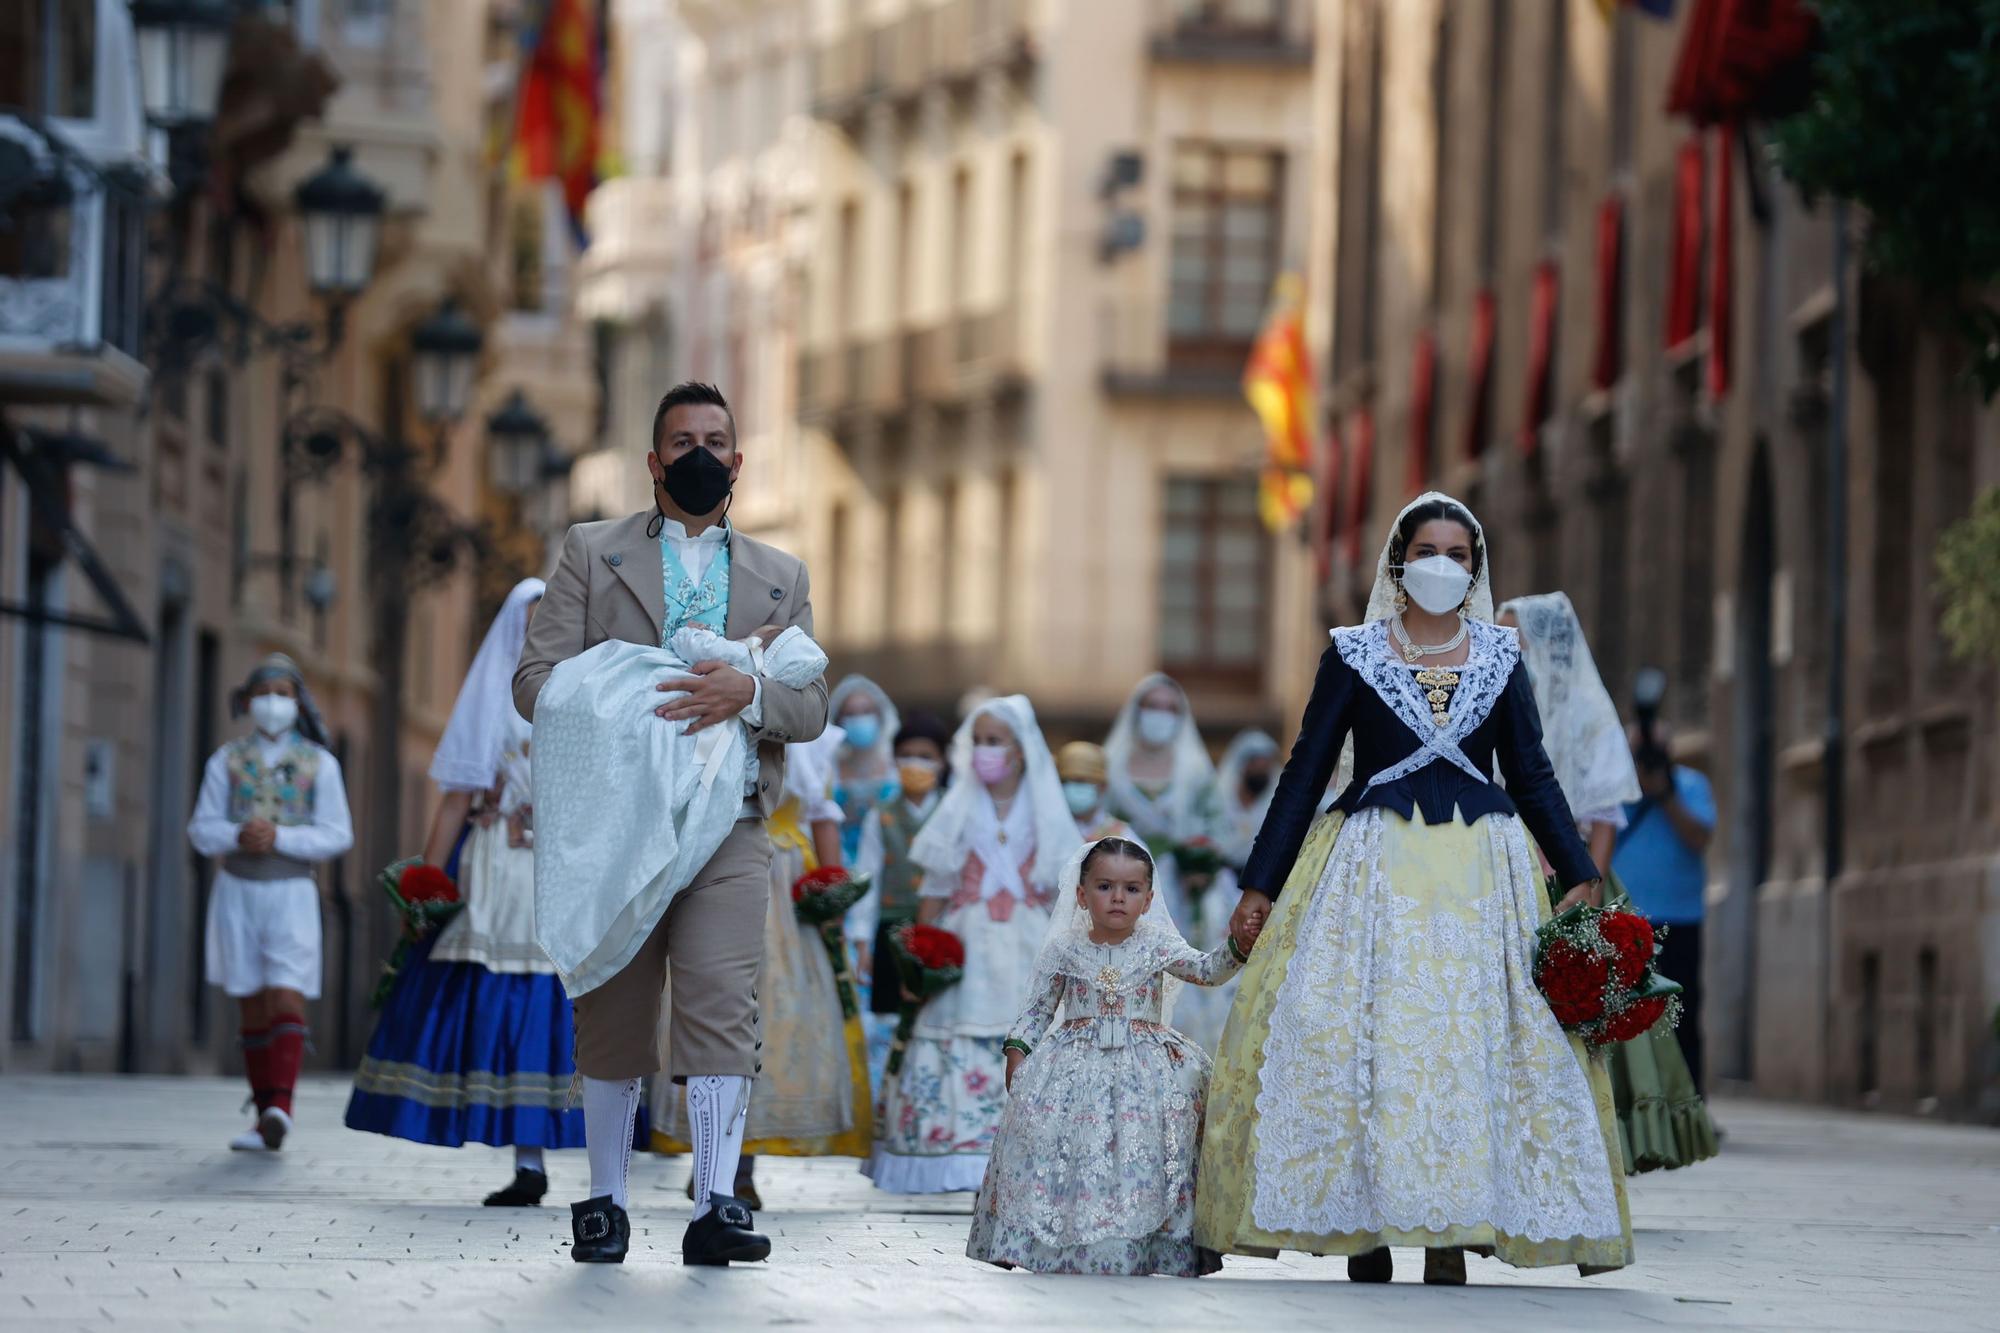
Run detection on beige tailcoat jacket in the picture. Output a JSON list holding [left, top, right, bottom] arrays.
[[512, 510, 829, 814]]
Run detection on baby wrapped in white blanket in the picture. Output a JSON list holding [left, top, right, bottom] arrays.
[[531, 624, 828, 997]]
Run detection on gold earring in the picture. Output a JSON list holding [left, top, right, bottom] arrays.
[[1394, 586, 1409, 615]]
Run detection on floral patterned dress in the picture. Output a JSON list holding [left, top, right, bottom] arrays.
[[967, 936, 1244, 1276]]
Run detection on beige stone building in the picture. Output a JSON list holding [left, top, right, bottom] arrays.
[[584, 0, 1324, 741], [1308, 0, 2000, 1117], [0, 0, 544, 1072]]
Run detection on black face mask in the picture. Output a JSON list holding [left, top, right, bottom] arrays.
[[1242, 770, 1273, 797], [656, 447, 734, 520]]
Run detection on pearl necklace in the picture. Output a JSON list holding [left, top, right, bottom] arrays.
[[1391, 613, 1469, 664]]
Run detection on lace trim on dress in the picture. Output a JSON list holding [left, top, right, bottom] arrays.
[[1247, 807, 1623, 1242], [1331, 620, 1520, 793]]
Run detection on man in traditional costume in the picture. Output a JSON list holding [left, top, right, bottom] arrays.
[[514, 382, 827, 1266], [187, 654, 352, 1152]]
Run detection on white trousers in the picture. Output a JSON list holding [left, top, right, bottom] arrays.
[[204, 872, 323, 998]]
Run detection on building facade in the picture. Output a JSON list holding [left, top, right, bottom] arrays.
[[1308, 0, 2000, 1117], [0, 0, 546, 1074], [585, 0, 1324, 741]]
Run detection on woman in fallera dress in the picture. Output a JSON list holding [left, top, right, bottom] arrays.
[[1174, 729, 1280, 1054], [1195, 493, 1633, 1285], [864, 695, 1080, 1194], [1103, 675, 1220, 935], [346, 579, 586, 1205], [1499, 591, 1719, 1175]]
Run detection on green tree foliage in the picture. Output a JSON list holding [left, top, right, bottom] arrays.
[[1936, 487, 2000, 667], [1771, 0, 2000, 397]]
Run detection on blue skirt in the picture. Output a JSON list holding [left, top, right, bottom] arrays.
[[345, 934, 587, 1149]]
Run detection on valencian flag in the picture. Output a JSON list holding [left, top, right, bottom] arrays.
[[511, 0, 607, 241], [1243, 274, 1317, 535]]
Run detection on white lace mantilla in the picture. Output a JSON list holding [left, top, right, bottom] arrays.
[[1248, 807, 1623, 1242], [1331, 619, 1519, 794]]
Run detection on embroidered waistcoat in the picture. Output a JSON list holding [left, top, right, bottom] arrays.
[[660, 539, 731, 641], [876, 800, 931, 923], [224, 735, 321, 826]]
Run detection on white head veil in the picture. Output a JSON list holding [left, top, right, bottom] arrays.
[[1030, 837, 1191, 1025], [1497, 591, 1641, 826], [430, 577, 545, 792], [1102, 673, 1216, 840], [1336, 492, 1496, 794], [908, 694, 1081, 889], [827, 674, 901, 781], [1213, 729, 1280, 864]]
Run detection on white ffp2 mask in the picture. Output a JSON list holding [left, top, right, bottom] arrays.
[[1400, 555, 1474, 615]]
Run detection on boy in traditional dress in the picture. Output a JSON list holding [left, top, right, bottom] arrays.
[[187, 654, 353, 1151]]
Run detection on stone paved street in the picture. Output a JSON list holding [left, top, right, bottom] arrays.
[[1, 1075, 1995, 1331]]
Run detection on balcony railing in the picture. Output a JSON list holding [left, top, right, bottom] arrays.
[[1147, 0, 1312, 66], [811, 0, 1039, 123], [0, 115, 149, 407], [1099, 298, 1249, 398], [861, 333, 905, 409], [949, 304, 1028, 397]]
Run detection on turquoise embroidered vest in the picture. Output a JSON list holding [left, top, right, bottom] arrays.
[[224, 735, 321, 826], [660, 537, 731, 642]]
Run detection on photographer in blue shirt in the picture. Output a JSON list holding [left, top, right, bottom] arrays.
[[1612, 718, 1716, 1094]]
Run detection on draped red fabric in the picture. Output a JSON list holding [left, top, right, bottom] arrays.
[[1591, 194, 1625, 392], [1666, 0, 1818, 127], [1520, 261, 1560, 456], [1407, 328, 1438, 495], [1707, 125, 1733, 400], [1464, 288, 1497, 460], [1344, 407, 1375, 567], [1665, 134, 1705, 351]]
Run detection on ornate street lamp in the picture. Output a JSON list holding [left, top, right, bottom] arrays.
[[130, 0, 236, 130], [485, 390, 550, 497], [411, 297, 484, 425], [294, 145, 386, 302]]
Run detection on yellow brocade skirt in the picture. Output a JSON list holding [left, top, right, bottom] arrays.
[[652, 801, 873, 1158], [1192, 810, 1633, 1272]]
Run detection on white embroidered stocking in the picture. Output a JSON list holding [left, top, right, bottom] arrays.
[[581, 1076, 640, 1208], [686, 1075, 750, 1221]]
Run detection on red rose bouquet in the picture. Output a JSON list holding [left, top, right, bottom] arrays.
[[792, 866, 873, 1019], [369, 856, 463, 1008], [1533, 900, 1682, 1052], [883, 922, 966, 1076], [791, 866, 871, 926]]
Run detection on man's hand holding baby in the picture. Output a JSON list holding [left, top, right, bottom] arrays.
[[655, 661, 757, 732]]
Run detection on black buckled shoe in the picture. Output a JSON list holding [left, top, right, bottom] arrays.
[[570, 1195, 630, 1264], [484, 1168, 548, 1208], [682, 1194, 770, 1267]]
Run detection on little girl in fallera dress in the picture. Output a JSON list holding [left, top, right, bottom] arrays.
[[968, 837, 1263, 1276]]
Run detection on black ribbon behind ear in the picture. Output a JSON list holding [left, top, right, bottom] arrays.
[[645, 507, 665, 539]]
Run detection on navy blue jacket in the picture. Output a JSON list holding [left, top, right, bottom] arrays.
[[1242, 634, 1599, 898]]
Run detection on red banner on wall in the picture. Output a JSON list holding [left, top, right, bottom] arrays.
[[1407, 328, 1438, 495], [1665, 135, 1705, 351], [1592, 194, 1625, 392], [1707, 125, 1733, 400], [1464, 288, 1496, 460], [1520, 261, 1560, 455]]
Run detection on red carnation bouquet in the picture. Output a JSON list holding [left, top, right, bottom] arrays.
[[792, 866, 873, 1020], [369, 856, 463, 1008], [883, 922, 966, 1076], [1534, 899, 1682, 1052], [791, 866, 871, 927]]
